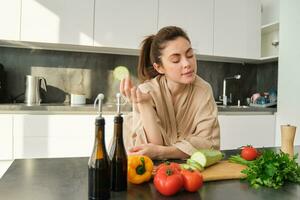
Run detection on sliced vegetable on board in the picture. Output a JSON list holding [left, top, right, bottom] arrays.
[[186, 158, 204, 171], [190, 149, 223, 168]]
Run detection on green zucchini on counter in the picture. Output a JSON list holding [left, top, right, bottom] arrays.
[[181, 149, 223, 171]]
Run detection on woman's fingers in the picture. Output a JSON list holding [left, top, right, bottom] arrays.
[[127, 144, 160, 159], [120, 76, 151, 104], [128, 145, 143, 153], [131, 146, 142, 152], [119, 78, 125, 96], [124, 76, 132, 99], [128, 151, 143, 156], [120, 75, 135, 102]]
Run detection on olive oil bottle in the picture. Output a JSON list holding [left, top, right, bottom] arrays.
[[88, 94, 110, 200], [110, 93, 128, 191]]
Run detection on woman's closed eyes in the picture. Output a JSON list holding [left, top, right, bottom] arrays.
[[169, 48, 194, 63]]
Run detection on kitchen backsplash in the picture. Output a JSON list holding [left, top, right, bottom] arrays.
[[0, 46, 277, 105]]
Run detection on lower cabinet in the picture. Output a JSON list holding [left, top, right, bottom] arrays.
[[2, 113, 276, 158], [13, 114, 114, 159], [218, 114, 276, 150], [0, 115, 13, 160]]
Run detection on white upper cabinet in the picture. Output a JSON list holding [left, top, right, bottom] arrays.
[[0, 0, 21, 40], [158, 0, 214, 55], [214, 0, 261, 59], [21, 0, 94, 45], [2, 0, 262, 60], [261, 0, 279, 58], [94, 0, 158, 49], [261, 0, 279, 26]]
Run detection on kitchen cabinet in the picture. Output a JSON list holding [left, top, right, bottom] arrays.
[[0, 0, 21, 40], [158, 0, 214, 55], [261, 22, 279, 58], [214, 0, 261, 59], [1, 0, 263, 62], [20, 0, 94, 45], [218, 114, 275, 150], [94, 0, 158, 49], [13, 114, 114, 159], [261, 0, 279, 58], [0, 115, 13, 160], [261, 0, 279, 26]]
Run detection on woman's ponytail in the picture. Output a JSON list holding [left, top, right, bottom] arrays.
[[137, 35, 159, 83]]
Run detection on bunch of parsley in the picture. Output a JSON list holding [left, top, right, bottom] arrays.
[[238, 150, 300, 189]]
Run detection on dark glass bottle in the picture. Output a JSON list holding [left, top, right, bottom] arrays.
[[88, 94, 110, 200], [109, 94, 127, 191]]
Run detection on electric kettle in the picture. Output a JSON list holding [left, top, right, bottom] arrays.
[[24, 75, 47, 105]]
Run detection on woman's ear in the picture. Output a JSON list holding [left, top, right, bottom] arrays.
[[153, 63, 164, 74]]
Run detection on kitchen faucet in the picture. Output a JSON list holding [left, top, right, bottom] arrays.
[[220, 74, 241, 106]]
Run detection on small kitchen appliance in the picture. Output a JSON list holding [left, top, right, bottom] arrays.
[[0, 63, 9, 103], [24, 75, 47, 105]]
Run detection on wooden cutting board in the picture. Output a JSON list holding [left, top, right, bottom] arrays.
[[202, 160, 247, 182]]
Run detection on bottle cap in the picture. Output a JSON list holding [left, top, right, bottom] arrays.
[[94, 93, 104, 118]]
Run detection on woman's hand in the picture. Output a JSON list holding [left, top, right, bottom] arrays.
[[120, 76, 134, 101], [120, 76, 151, 104], [128, 143, 164, 160], [128, 144, 189, 160]]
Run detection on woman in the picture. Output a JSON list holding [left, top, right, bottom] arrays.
[[120, 26, 220, 160]]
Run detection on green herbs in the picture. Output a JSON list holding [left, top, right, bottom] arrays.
[[230, 150, 300, 189], [229, 154, 255, 166]]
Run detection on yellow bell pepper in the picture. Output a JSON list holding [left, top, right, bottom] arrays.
[[128, 155, 154, 184]]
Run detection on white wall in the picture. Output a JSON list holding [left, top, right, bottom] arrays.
[[276, 0, 300, 146]]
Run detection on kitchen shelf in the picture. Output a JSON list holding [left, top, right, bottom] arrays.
[[261, 21, 279, 34], [259, 55, 278, 63]]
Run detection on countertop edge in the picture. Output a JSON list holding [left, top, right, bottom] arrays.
[[0, 104, 277, 115]]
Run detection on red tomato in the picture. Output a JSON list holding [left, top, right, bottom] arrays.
[[241, 146, 258, 161], [156, 161, 181, 173], [180, 169, 203, 192], [153, 167, 183, 196]]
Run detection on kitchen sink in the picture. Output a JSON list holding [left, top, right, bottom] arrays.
[[217, 105, 250, 109], [228, 105, 249, 108]]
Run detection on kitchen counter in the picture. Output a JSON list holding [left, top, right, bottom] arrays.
[[0, 147, 298, 200], [0, 103, 276, 115], [217, 105, 276, 115], [0, 103, 132, 115]]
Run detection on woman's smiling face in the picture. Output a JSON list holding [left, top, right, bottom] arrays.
[[154, 36, 197, 85]]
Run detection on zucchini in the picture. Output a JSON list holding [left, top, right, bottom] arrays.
[[186, 159, 204, 171], [191, 149, 223, 167], [180, 163, 198, 171]]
